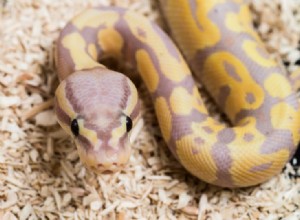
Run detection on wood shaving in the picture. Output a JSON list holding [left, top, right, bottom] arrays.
[[23, 98, 54, 120], [1, 0, 300, 219]]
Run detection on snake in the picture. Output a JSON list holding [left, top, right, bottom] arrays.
[[54, 0, 300, 187]]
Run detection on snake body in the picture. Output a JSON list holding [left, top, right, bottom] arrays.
[[55, 0, 300, 187]]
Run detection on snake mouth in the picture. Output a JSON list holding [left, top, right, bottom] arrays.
[[88, 162, 126, 174]]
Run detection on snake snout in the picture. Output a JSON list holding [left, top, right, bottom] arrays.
[[76, 138, 131, 174]]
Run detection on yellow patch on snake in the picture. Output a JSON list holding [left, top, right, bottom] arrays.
[[77, 119, 99, 149], [290, 68, 300, 90], [136, 49, 159, 93], [169, 87, 207, 115], [271, 102, 300, 145], [242, 40, 277, 67], [162, 0, 222, 58], [72, 9, 119, 30], [62, 33, 104, 71], [98, 28, 124, 58], [154, 97, 172, 142], [124, 80, 138, 119], [109, 116, 127, 149], [203, 51, 264, 121], [225, 5, 259, 41], [264, 74, 292, 98], [124, 11, 190, 82], [88, 44, 98, 59], [192, 86, 207, 114], [55, 82, 76, 120]]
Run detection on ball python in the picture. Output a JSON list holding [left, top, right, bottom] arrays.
[[54, 0, 300, 187]]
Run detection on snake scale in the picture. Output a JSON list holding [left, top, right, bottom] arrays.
[[55, 0, 300, 187]]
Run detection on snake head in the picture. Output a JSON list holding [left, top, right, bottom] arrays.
[[54, 68, 140, 173]]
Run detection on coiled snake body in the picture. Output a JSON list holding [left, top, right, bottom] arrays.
[[55, 0, 300, 187]]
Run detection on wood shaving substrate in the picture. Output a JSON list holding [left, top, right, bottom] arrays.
[[0, 0, 299, 219]]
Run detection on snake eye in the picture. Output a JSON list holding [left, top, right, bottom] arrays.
[[126, 116, 132, 132], [71, 119, 79, 136]]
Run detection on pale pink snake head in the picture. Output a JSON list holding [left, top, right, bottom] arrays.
[[54, 68, 140, 173]]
